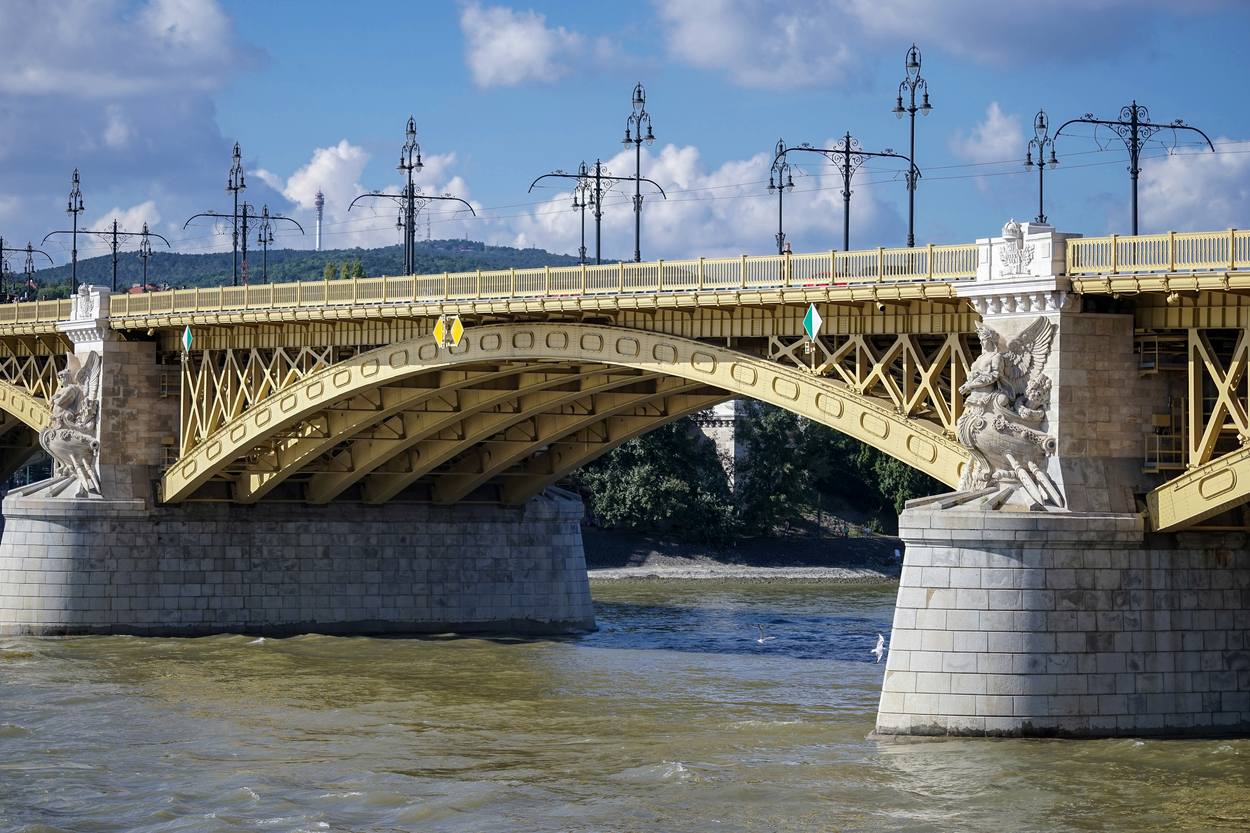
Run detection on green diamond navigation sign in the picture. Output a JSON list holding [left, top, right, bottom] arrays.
[[182, 326, 193, 352], [803, 304, 823, 341]]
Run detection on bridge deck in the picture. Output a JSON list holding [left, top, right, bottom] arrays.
[[3, 230, 1250, 527]]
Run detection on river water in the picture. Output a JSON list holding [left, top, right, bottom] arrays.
[[1, 581, 1247, 832]]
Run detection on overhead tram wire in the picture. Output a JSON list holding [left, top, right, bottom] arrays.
[[90, 137, 1249, 262]]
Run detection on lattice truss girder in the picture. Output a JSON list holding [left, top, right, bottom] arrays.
[[0, 342, 64, 405], [1187, 328, 1250, 468], [768, 332, 972, 434], [0, 341, 65, 473], [1141, 327, 1250, 533], [181, 346, 338, 456]]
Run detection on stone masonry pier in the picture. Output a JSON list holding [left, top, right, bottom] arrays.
[[877, 508, 1249, 736], [0, 489, 594, 636]]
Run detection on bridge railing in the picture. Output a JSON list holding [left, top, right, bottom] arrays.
[[0, 299, 72, 326], [1067, 229, 1250, 275], [106, 243, 980, 318]]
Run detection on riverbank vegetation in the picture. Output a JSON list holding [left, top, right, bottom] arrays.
[[571, 401, 943, 547]]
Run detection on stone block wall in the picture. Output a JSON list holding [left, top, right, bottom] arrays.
[[0, 490, 594, 636], [1051, 312, 1168, 513], [93, 339, 178, 504], [877, 506, 1250, 737]]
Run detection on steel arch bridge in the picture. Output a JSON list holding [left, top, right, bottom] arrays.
[[4, 229, 1250, 532]]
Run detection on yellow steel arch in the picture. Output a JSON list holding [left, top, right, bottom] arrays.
[[163, 323, 965, 503], [0, 379, 51, 432]]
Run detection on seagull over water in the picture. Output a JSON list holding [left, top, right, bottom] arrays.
[[756, 624, 776, 644], [871, 634, 887, 663]]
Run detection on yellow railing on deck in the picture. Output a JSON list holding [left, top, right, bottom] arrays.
[[1067, 229, 1250, 275], [0, 298, 73, 326], [108, 244, 980, 318]]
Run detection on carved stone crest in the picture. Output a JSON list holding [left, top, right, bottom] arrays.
[[39, 352, 103, 497], [955, 316, 1064, 509], [998, 219, 1034, 276]]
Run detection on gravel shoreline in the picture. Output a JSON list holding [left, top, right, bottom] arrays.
[[587, 565, 898, 584], [581, 528, 903, 584]]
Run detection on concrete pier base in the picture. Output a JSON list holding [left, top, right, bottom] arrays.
[[0, 488, 594, 637], [876, 505, 1250, 737]]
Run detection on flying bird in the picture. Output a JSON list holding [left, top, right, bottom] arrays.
[[871, 634, 887, 663], [756, 624, 776, 643]]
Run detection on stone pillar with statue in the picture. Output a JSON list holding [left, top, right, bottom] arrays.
[[0, 286, 594, 637], [875, 220, 1250, 738]]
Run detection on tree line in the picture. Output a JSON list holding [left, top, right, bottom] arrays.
[[571, 401, 944, 548], [21, 239, 586, 293]]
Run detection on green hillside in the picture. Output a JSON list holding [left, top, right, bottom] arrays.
[[21, 239, 593, 296]]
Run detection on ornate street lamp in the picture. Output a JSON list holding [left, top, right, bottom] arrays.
[[776, 135, 915, 252], [44, 221, 168, 291], [226, 143, 246, 284], [351, 117, 474, 276], [892, 44, 932, 248], [1023, 110, 1059, 225], [1055, 102, 1213, 235], [530, 160, 664, 265], [253, 204, 302, 284], [0, 239, 52, 300], [137, 223, 155, 288], [571, 161, 592, 264], [65, 169, 85, 292], [767, 139, 795, 255], [621, 83, 656, 262], [182, 143, 251, 286]]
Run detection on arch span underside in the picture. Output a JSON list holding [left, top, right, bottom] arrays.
[[164, 323, 966, 505], [0, 380, 52, 485]]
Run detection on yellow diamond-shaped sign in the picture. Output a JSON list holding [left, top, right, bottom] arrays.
[[449, 315, 464, 347], [432, 315, 446, 346]]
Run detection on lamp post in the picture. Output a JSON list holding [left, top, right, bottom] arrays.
[[351, 117, 474, 277], [227, 142, 245, 285], [530, 161, 664, 265], [0, 239, 53, 300], [571, 161, 592, 264], [621, 83, 656, 262], [1056, 102, 1213, 236], [65, 169, 85, 292], [398, 117, 421, 277], [137, 223, 155, 289], [767, 139, 795, 254], [776, 136, 915, 252], [183, 144, 251, 286], [253, 204, 303, 284], [892, 44, 932, 248], [1023, 110, 1059, 225], [44, 223, 169, 291]]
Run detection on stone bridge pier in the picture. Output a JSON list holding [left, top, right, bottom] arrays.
[[0, 287, 593, 636], [876, 222, 1250, 737]]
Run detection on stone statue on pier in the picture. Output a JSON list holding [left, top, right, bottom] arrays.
[[955, 316, 1064, 509], [39, 351, 103, 497]]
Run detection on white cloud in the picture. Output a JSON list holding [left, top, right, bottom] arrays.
[[102, 105, 132, 148], [460, 2, 586, 88], [948, 103, 1023, 193], [654, 0, 1238, 89], [1137, 141, 1250, 233], [90, 200, 161, 233], [256, 141, 480, 251], [0, 0, 265, 262], [949, 104, 1022, 164], [0, 0, 263, 98]]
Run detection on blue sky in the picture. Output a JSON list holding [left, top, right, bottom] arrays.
[[1, 0, 1248, 273]]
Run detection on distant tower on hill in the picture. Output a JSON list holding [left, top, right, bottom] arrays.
[[314, 190, 324, 251]]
